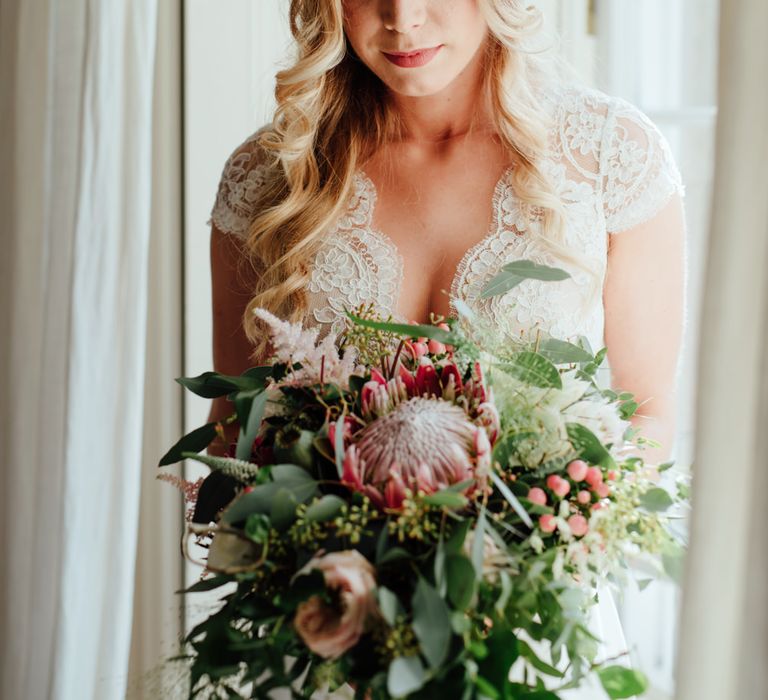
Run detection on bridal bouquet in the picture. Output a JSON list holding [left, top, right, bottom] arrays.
[[159, 262, 687, 700]]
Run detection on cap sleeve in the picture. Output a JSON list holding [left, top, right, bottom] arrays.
[[600, 97, 685, 234], [208, 128, 272, 240]]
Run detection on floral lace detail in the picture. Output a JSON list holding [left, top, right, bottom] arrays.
[[210, 85, 684, 350], [600, 97, 685, 233], [307, 173, 405, 338], [209, 130, 270, 238]]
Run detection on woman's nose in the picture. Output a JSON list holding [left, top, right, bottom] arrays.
[[381, 0, 427, 34]]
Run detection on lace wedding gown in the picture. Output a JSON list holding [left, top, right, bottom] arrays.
[[208, 83, 684, 699]]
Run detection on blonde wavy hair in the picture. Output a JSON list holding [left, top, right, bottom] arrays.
[[239, 0, 599, 355]]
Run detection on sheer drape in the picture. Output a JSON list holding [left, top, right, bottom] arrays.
[[676, 0, 768, 697], [0, 1, 159, 698]]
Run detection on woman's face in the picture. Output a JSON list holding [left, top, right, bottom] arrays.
[[342, 0, 489, 97]]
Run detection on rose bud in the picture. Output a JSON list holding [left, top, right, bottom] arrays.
[[567, 459, 589, 482]]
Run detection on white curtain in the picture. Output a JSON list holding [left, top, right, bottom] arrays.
[[0, 1, 160, 698], [676, 0, 768, 698]]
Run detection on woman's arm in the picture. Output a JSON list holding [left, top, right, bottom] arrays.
[[207, 225, 262, 456], [603, 193, 687, 464]]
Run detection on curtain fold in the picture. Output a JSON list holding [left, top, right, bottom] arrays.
[[0, 1, 159, 698], [676, 0, 768, 698]]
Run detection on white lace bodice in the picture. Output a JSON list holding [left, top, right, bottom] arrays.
[[209, 84, 684, 351]]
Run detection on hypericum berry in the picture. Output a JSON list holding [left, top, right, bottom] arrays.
[[568, 514, 589, 537], [585, 466, 604, 487], [607, 470, 618, 481], [577, 489, 592, 505], [546, 475, 571, 498], [527, 487, 547, 506], [539, 514, 557, 533], [411, 342, 428, 359], [567, 459, 589, 482], [427, 339, 446, 355], [595, 482, 611, 499]]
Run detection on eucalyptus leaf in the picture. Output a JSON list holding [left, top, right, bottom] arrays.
[[422, 490, 468, 508], [480, 260, 571, 299], [446, 554, 476, 610], [159, 422, 218, 466], [536, 338, 594, 365], [176, 366, 271, 398], [377, 586, 402, 626], [270, 488, 298, 530], [445, 518, 471, 555], [305, 494, 346, 522], [639, 487, 674, 512], [387, 655, 426, 697], [412, 577, 451, 668], [471, 508, 487, 577], [517, 640, 564, 678], [346, 313, 461, 346], [235, 390, 268, 461], [597, 666, 648, 699], [497, 352, 562, 389]]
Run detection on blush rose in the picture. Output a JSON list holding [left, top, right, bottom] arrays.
[[293, 550, 378, 659]]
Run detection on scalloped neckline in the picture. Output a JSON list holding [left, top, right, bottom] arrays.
[[353, 165, 517, 318]]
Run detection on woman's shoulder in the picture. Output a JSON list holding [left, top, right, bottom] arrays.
[[209, 124, 278, 239], [542, 81, 653, 131]]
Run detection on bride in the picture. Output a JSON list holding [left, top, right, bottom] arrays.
[[205, 0, 686, 696]]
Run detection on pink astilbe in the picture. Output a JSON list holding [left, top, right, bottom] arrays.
[[253, 308, 361, 389], [157, 473, 204, 522]]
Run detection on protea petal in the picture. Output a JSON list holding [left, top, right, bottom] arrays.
[[440, 364, 463, 396], [398, 364, 417, 395], [384, 465, 407, 509], [415, 363, 440, 397]]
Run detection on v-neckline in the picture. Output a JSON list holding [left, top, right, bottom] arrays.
[[353, 164, 517, 319]]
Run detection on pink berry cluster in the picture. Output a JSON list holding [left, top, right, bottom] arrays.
[[527, 459, 619, 538]]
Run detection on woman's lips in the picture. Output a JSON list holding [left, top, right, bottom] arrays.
[[382, 45, 443, 68]]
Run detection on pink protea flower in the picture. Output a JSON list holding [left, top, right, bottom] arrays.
[[340, 358, 499, 510], [343, 397, 491, 510]]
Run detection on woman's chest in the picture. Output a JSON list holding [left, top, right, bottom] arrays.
[[306, 159, 609, 346], [367, 155, 513, 321]]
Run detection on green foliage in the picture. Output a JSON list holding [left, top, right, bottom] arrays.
[[235, 389, 268, 460], [497, 352, 563, 390], [566, 423, 617, 470], [597, 666, 648, 698], [387, 655, 426, 697], [347, 312, 463, 347], [176, 366, 271, 398], [412, 577, 452, 669], [639, 487, 674, 512], [480, 260, 571, 299], [159, 422, 218, 466]]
